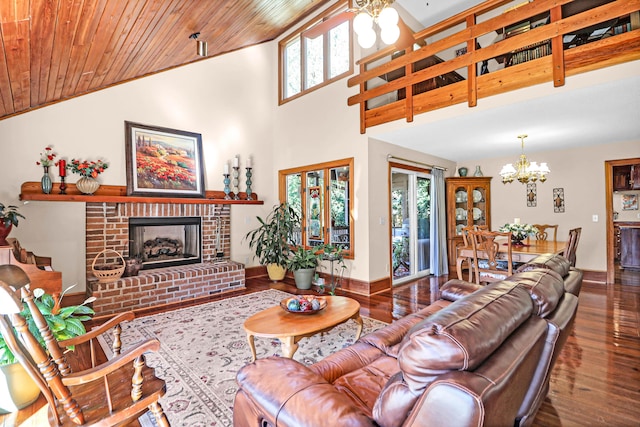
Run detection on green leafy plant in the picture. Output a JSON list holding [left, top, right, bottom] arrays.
[[0, 203, 25, 228], [286, 246, 320, 271], [0, 287, 95, 366], [498, 223, 539, 241], [316, 244, 347, 295], [244, 203, 301, 268]]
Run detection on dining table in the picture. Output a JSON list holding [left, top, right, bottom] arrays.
[[456, 239, 567, 281]]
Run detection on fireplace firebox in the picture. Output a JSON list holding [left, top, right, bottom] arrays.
[[129, 217, 201, 269]]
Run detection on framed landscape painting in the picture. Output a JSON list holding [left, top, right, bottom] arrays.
[[125, 121, 205, 197]]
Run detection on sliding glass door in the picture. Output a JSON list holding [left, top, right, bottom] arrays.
[[391, 168, 431, 284]]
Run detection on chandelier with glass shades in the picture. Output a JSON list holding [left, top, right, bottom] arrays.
[[499, 134, 551, 184], [352, 0, 400, 49]]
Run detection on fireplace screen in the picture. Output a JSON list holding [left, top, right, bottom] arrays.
[[129, 217, 201, 269]]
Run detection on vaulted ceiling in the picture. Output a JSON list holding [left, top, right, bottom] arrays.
[[0, 0, 331, 121]]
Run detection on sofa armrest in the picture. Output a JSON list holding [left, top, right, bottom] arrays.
[[440, 279, 484, 301], [235, 357, 375, 427]]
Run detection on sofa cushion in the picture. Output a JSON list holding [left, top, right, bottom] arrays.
[[504, 269, 565, 317], [516, 253, 571, 277], [439, 279, 483, 301], [397, 281, 533, 391]]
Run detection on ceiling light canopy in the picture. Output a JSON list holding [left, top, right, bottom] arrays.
[[353, 0, 399, 49], [499, 135, 550, 184]]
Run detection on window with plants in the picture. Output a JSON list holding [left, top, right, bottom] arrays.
[[279, 158, 354, 258]]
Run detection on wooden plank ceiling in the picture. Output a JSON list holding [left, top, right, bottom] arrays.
[[0, 0, 331, 120]]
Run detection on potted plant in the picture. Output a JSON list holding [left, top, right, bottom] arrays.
[[0, 203, 25, 246], [245, 203, 300, 281], [0, 287, 95, 414], [286, 246, 320, 290], [316, 244, 347, 295]]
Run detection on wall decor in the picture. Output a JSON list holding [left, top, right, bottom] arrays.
[[527, 183, 537, 207], [622, 194, 638, 210], [125, 121, 205, 197], [553, 188, 565, 213]]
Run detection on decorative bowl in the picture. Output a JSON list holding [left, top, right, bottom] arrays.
[[280, 295, 327, 315]]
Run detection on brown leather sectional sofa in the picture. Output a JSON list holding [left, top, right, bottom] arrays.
[[234, 254, 582, 427]]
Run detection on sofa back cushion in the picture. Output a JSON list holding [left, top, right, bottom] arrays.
[[504, 268, 565, 317], [399, 281, 532, 391], [516, 253, 571, 277]]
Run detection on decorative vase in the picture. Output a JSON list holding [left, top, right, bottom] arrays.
[[458, 167, 468, 177], [0, 362, 41, 414], [41, 166, 52, 194], [511, 235, 525, 246], [474, 165, 483, 176], [76, 176, 100, 195], [0, 223, 11, 246]]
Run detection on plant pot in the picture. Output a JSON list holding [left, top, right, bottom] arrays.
[[266, 263, 286, 282], [76, 176, 100, 195], [0, 223, 11, 246], [0, 362, 41, 414], [293, 268, 315, 290]]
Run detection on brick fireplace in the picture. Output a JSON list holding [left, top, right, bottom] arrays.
[[85, 202, 245, 316]]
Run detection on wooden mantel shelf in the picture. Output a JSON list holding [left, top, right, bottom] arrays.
[[19, 182, 263, 205]]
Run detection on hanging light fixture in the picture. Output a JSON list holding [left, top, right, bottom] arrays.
[[499, 135, 550, 184], [190, 32, 208, 57], [353, 0, 400, 49]]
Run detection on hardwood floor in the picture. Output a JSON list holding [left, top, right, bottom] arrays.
[[2, 269, 639, 426]]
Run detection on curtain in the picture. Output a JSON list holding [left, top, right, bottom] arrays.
[[430, 168, 449, 276]]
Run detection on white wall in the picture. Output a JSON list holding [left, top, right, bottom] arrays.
[[468, 140, 640, 271], [0, 44, 276, 292]]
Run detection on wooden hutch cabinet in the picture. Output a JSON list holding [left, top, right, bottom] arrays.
[[445, 177, 492, 271]]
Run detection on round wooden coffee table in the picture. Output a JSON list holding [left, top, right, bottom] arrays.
[[243, 295, 363, 362]]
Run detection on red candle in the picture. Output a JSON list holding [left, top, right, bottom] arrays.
[[59, 159, 66, 177]]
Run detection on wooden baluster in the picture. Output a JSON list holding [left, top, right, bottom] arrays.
[[21, 288, 72, 376], [132, 354, 145, 401], [113, 323, 123, 355]]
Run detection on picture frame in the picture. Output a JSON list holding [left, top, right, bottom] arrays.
[[527, 183, 537, 207], [125, 121, 205, 198], [553, 188, 565, 213], [622, 194, 638, 210]]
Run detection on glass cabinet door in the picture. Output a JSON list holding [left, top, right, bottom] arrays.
[[471, 185, 487, 228], [453, 185, 469, 236]]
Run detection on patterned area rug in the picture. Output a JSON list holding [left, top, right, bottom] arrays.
[[99, 289, 387, 426]]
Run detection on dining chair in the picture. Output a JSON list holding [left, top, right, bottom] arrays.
[[469, 229, 513, 285], [531, 224, 558, 242], [0, 265, 169, 427], [564, 227, 582, 267], [456, 225, 489, 281]]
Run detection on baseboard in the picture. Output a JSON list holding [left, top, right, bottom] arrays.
[[245, 265, 267, 279], [581, 269, 607, 284]]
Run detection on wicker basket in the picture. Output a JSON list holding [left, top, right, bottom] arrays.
[[92, 249, 125, 284]]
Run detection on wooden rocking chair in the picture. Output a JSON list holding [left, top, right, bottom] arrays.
[[0, 265, 168, 426]]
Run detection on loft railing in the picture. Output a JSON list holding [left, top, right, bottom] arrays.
[[347, 0, 640, 133]]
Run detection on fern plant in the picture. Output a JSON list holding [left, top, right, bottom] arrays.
[[0, 287, 95, 365]]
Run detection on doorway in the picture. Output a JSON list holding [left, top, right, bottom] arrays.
[[391, 167, 431, 284]]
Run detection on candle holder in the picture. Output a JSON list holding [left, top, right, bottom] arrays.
[[223, 174, 232, 200], [59, 176, 67, 195], [232, 166, 240, 200], [245, 167, 253, 200]]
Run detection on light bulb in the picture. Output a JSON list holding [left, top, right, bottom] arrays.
[[353, 12, 373, 35], [380, 24, 400, 45], [378, 6, 399, 27], [358, 28, 376, 49]]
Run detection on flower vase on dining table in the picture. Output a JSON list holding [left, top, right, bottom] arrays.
[[76, 176, 100, 195]]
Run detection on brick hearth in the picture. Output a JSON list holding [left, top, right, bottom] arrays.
[[85, 201, 245, 316]]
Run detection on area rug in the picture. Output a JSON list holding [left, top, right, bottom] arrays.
[[99, 289, 387, 426]]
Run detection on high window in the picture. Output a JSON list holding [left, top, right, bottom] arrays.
[[279, 1, 353, 104], [279, 158, 354, 258]]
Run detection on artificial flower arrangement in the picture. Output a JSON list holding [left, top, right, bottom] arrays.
[[498, 223, 539, 242], [36, 146, 57, 167], [68, 159, 109, 178]]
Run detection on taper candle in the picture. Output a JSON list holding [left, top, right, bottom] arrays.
[[223, 163, 229, 174], [59, 159, 66, 177]]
